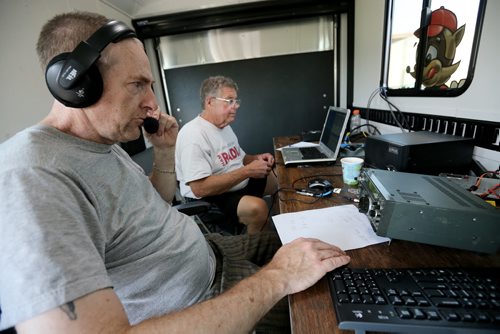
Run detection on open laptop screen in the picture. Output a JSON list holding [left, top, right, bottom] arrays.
[[320, 107, 350, 157], [280, 106, 350, 166]]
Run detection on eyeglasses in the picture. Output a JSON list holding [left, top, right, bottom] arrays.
[[213, 97, 241, 107]]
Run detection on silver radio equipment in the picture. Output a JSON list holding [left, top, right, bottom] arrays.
[[357, 168, 500, 254]]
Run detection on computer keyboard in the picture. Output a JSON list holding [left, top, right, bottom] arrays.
[[299, 147, 326, 159], [328, 267, 500, 334]]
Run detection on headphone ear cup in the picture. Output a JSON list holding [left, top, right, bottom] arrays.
[[45, 53, 103, 108], [308, 179, 333, 190], [307, 179, 333, 197]]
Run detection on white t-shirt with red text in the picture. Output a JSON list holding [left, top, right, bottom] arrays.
[[175, 116, 248, 198]]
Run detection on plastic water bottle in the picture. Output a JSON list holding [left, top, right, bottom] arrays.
[[350, 109, 361, 134]]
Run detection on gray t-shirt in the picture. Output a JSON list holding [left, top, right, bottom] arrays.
[[0, 125, 215, 329]]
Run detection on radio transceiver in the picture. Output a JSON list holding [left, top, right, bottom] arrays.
[[358, 168, 500, 253]]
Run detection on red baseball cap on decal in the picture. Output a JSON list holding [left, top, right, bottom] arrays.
[[414, 6, 457, 37]]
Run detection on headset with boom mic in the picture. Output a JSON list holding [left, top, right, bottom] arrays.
[[45, 20, 136, 108]]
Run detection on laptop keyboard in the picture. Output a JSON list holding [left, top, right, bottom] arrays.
[[299, 147, 326, 159], [328, 267, 500, 334]]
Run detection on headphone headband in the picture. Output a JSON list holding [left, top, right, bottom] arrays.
[[86, 20, 137, 51], [46, 20, 136, 107], [58, 21, 136, 89]]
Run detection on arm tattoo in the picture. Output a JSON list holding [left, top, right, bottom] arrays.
[[60, 301, 77, 320]]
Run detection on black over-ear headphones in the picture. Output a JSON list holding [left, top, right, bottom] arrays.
[[297, 178, 334, 197], [45, 20, 136, 108]]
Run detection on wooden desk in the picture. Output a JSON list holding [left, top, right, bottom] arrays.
[[273, 136, 500, 334]]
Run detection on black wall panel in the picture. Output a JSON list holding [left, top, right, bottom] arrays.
[[165, 50, 334, 154]]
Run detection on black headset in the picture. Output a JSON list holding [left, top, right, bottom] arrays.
[[297, 178, 334, 197], [45, 20, 136, 108]]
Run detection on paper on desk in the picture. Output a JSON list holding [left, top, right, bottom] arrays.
[[272, 204, 390, 250], [276, 141, 319, 151]]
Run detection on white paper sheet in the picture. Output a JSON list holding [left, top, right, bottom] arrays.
[[272, 204, 390, 250]]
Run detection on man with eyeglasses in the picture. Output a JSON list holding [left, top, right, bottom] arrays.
[[175, 76, 276, 234]]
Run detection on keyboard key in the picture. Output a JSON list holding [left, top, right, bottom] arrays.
[[425, 310, 441, 320], [459, 298, 476, 308], [476, 312, 491, 322], [431, 297, 461, 307], [491, 299, 500, 309], [345, 279, 354, 287], [461, 313, 475, 322], [386, 288, 398, 296], [362, 295, 374, 304], [389, 296, 403, 305], [426, 289, 445, 297], [359, 287, 370, 295], [458, 289, 472, 298], [350, 294, 362, 303], [334, 280, 346, 294], [415, 297, 430, 307], [419, 282, 448, 290], [403, 297, 417, 306], [348, 287, 359, 295], [412, 308, 426, 319], [337, 293, 349, 303], [442, 310, 460, 321], [476, 299, 490, 309], [397, 309, 412, 319], [399, 289, 410, 296], [445, 289, 458, 298]]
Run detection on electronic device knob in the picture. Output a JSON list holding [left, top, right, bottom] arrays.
[[358, 196, 370, 214], [358, 173, 367, 183]]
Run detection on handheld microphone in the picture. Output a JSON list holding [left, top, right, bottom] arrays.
[[143, 117, 159, 134]]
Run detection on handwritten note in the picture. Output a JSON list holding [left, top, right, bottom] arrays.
[[272, 204, 390, 250]]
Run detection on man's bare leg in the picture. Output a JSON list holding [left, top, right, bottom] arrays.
[[237, 195, 268, 234]]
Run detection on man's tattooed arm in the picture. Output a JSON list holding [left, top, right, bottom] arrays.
[[60, 301, 77, 320]]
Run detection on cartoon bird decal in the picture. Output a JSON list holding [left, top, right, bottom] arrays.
[[406, 7, 466, 89]]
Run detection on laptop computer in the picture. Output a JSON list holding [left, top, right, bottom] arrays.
[[281, 106, 351, 166]]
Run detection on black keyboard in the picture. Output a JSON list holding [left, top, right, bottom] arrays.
[[299, 147, 326, 159], [328, 267, 500, 334]]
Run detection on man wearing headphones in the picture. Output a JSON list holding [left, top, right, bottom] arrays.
[[0, 12, 350, 333]]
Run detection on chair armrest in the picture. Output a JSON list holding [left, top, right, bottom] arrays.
[[174, 200, 211, 216]]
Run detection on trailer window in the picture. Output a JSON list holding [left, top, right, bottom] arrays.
[[381, 0, 486, 97]]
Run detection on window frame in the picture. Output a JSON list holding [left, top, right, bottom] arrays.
[[380, 0, 487, 97]]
